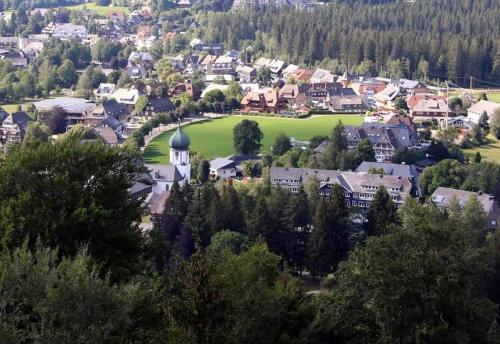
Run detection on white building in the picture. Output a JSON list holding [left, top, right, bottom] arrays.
[[467, 100, 500, 124], [43, 23, 87, 40], [146, 125, 191, 195]]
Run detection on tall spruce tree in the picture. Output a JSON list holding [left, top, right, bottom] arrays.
[[365, 186, 399, 236]]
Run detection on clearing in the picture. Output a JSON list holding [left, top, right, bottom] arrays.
[[143, 114, 364, 164]]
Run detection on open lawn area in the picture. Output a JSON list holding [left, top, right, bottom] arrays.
[[487, 92, 500, 103], [464, 135, 500, 164], [64, 3, 130, 15], [143, 115, 364, 164], [1, 103, 25, 114]]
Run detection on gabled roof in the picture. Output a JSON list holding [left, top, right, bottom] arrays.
[[209, 157, 235, 170], [468, 100, 500, 115], [10, 111, 32, 132], [146, 164, 184, 182], [431, 187, 496, 215]]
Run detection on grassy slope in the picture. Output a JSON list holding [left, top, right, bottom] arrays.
[[464, 134, 500, 164], [64, 3, 130, 15], [143, 115, 364, 164]]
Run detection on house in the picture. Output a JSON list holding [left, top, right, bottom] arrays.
[[128, 51, 155, 65], [43, 23, 87, 40], [355, 161, 420, 196], [310, 68, 335, 84], [0, 36, 19, 49], [237, 65, 257, 82], [145, 97, 175, 116], [431, 187, 500, 229], [446, 115, 476, 130], [279, 84, 308, 107], [467, 100, 500, 124], [176, 0, 195, 8], [329, 95, 369, 113], [209, 157, 237, 179], [95, 83, 116, 98], [374, 84, 401, 108], [33, 97, 96, 128], [95, 126, 120, 146], [93, 99, 130, 121], [270, 167, 412, 208], [386, 114, 418, 140], [240, 89, 284, 113], [408, 94, 449, 121], [209, 154, 258, 179], [0, 111, 32, 143], [291, 68, 314, 82], [111, 88, 142, 107], [252, 57, 286, 79], [193, 43, 224, 55], [282, 64, 300, 79], [344, 123, 419, 162], [206, 55, 236, 76], [169, 81, 201, 100], [0, 107, 9, 125]]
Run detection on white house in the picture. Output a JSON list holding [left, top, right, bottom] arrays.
[[209, 157, 237, 179], [467, 100, 500, 124], [110, 88, 141, 106]]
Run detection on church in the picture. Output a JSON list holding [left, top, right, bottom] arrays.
[[146, 124, 191, 199]]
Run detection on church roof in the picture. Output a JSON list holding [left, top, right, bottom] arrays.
[[169, 125, 190, 150]]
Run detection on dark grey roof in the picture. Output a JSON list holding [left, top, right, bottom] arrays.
[[128, 181, 152, 200], [11, 111, 32, 132], [102, 116, 123, 131], [0, 107, 8, 124], [102, 99, 129, 118], [344, 123, 415, 149], [355, 161, 416, 179], [328, 88, 356, 96], [209, 157, 235, 170], [148, 97, 175, 112], [146, 164, 184, 182]]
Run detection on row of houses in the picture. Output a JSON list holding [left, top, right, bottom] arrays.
[[269, 165, 500, 229]]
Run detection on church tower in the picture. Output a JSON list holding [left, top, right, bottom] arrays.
[[169, 124, 191, 182]]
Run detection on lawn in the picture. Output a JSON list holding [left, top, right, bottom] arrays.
[[64, 3, 130, 15], [1, 103, 24, 114], [143, 114, 364, 164], [487, 92, 500, 103], [464, 134, 500, 164]]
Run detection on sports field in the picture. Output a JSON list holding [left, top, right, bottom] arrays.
[[64, 3, 130, 15], [143, 115, 364, 164]]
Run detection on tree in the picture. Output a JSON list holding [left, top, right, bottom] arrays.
[[309, 135, 328, 149], [307, 184, 349, 277], [0, 139, 143, 281], [272, 132, 292, 156], [394, 97, 408, 111], [436, 127, 459, 147], [474, 151, 482, 163], [241, 160, 262, 178], [490, 108, 500, 139], [0, 244, 135, 344], [207, 230, 249, 255], [257, 66, 271, 85], [22, 122, 50, 147], [155, 59, 175, 82], [317, 199, 497, 343], [56, 59, 78, 88], [203, 89, 225, 103], [197, 159, 210, 183], [478, 111, 490, 132], [419, 159, 466, 195], [354, 138, 376, 163], [225, 81, 243, 100], [233, 119, 263, 155], [134, 95, 149, 114], [43, 106, 67, 134], [449, 97, 463, 115], [365, 186, 399, 236]]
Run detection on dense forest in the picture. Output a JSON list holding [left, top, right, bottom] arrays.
[[195, 0, 500, 86]]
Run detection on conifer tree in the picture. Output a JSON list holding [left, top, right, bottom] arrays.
[[365, 186, 399, 236]]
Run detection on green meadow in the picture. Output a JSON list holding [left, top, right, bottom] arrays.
[[143, 115, 364, 164]]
